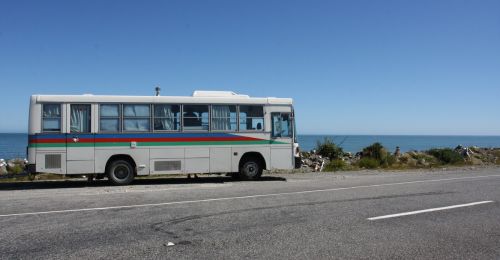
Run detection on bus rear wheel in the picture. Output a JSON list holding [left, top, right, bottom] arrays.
[[239, 158, 263, 180], [107, 160, 135, 185]]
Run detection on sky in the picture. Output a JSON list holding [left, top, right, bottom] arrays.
[[0, 0, 499, 135]]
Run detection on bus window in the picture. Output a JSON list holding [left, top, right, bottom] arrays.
[[154, 104, 180, 131], [212, 105, 237, 131], [183, 105, 209, 131], [239, 105, 264, 131], [70, 104, 91, 133], [272, 113, 293, 138], [123, 104, 150, 132], [100, 104, 121, 132], [42, 104, 61, 132]]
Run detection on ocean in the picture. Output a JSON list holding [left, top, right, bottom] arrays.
[[298, 135, 500, 153], [1, 133, 500, 159]]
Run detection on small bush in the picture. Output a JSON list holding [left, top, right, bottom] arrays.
[[316, 138, 344, 159], [427, 148, 463, 165], [324, 159, 347, 172], [9, 164, 24, 175], [358, 158, 380, 169], [362, 142, 387, 161], [358, 142, 396, 168]]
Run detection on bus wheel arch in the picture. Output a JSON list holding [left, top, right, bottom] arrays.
[[105, 155, 136, 185], [238, 152, 265, 180]]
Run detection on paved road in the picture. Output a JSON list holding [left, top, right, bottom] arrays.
[[1, 167, 500, 259]]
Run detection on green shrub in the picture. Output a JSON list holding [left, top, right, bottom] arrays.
[[324, 159, 347, 172], [9, 164, 24, 175], [427, 148, 463, 165], [316, 138, 344, 159], [362, 142, 387, 161], [358, 142, 396, 168], [358, 158, 380, 169]]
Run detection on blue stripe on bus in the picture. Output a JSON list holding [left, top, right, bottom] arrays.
[[29, 132, 244, 139]]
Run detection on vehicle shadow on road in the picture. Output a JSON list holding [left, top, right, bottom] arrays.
[[0, 175, 287, 191]]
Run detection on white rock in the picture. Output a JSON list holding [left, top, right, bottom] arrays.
[[167, 242, 175, 246]]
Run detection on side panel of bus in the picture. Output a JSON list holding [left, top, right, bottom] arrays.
[[29, 100, 295, 176]]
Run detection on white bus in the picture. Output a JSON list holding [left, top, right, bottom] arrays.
[[27, 91, 300, 185]]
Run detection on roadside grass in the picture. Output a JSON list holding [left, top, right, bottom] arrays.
[[324, 159, 348, 172], [0, 173, 74, 183]]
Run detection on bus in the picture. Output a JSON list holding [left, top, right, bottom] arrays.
[[26, 91, 300, 185]]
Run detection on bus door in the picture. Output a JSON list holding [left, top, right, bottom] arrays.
[[66, 104, 95, 174], [270, 112, 294, 169]]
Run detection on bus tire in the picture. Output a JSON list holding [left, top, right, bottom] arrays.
[[239, 157, 263, 180], [107, 160, 135, 185]]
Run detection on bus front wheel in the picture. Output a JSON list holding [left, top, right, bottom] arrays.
[[107, 160, 135, 185], [239, 158, 263, 180]]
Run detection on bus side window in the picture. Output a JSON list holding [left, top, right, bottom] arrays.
[[272, 113, 292, 138], [212, 105, 237, 131], [123, 104, 151, 132], [239, 105, 264, 131], [100, 104, 121, 132], [42, 104, 62, 132], [183, 105, 209, 131], [70, 104, 91, 133], [154, 104, 180, 131]]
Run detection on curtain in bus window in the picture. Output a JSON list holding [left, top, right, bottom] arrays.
[[100, 104, 119, 117], [123, 104, 150, 131], [43, 104, 61, 132], [70, 105, 91, 133], [212, 105, 231, 130], [124, 119, 150, 131], [100, 119, 119, 132], [100, 104, 120, 132], [154, 105, 177, 130], [43, 104, 60, 117], [124, 105, 149, 117]]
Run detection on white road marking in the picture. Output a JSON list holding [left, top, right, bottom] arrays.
[[368, 201, 495, 220], [1, 174, 500, 218]]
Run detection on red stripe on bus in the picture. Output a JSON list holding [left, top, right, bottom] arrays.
[[30, 136, 261, 144]]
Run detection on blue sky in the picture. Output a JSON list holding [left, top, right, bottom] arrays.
[[0, 0, 499, 134]]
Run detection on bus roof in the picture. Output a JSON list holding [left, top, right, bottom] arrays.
[[32, 91, 293, 105]]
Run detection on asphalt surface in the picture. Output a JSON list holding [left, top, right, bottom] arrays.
[[1, 167, 500, 259]]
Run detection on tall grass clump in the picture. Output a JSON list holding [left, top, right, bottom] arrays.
[[8, 164, 24, 175], [316, 138, 344, 159], [324, 159, 348, 172], [357, 157, 380, 169], [426, 148, 463, 165]]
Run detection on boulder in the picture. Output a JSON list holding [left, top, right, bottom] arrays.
[[0, 165, 6, 175], [470, 157, 484, 165], [417, 158, 430, 167]]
